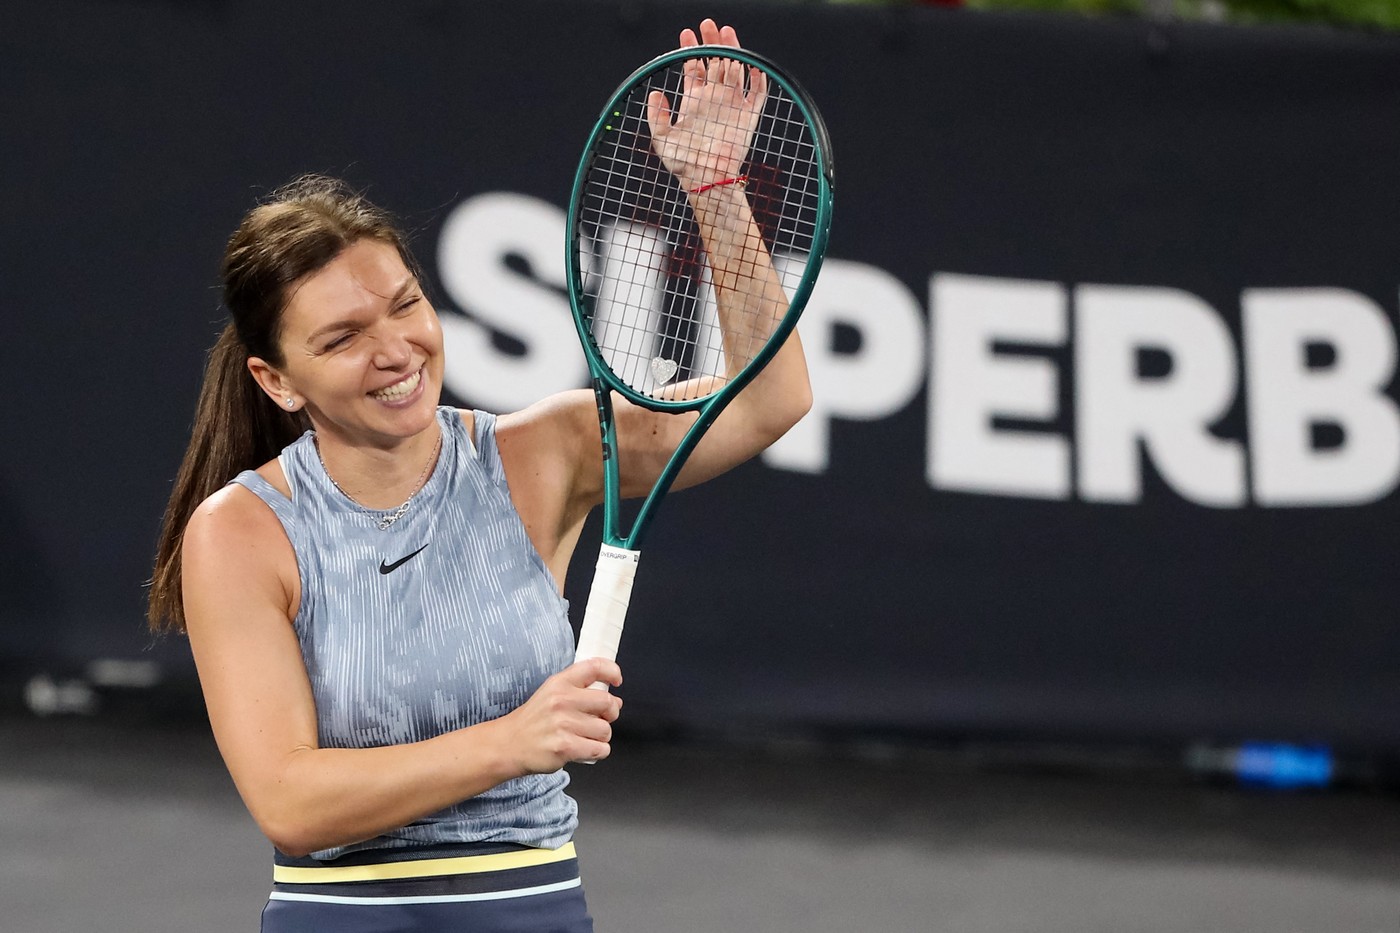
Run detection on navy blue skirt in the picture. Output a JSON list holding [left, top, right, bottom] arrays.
[[260, 841, 593, 933]]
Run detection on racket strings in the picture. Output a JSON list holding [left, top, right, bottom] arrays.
[[578, 54, 823, 402]]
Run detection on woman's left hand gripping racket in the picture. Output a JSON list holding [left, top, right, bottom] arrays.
[[567, 35, 834, 696]]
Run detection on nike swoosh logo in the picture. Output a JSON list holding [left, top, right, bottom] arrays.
[[379, 544, 429, 575]]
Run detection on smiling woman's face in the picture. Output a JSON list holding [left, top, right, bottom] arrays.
[[255, 238, 445, 449]]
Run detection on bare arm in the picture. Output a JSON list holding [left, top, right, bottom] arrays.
[[498, 22, 811, 561], [620, 19, 813, 495], [182, 484, 621, 856]]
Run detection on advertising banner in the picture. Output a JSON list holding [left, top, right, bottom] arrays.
[[5, 1, 1398, 746]]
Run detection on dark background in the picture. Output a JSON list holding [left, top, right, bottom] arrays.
[[3, 0, 1399, 759]]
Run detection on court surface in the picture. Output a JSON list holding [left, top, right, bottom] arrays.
[[2, 713, 1398, 933]]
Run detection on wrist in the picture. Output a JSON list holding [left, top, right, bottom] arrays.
[[454, 718, 524, 788], [687, 174, 747, 196]]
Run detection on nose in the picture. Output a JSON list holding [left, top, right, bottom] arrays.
[[371, 322, 414, 370]]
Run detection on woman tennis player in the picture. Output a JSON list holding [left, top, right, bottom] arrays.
[[146, 18, 810, 933]]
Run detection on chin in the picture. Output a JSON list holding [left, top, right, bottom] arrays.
[[391, 399, 441, 434]]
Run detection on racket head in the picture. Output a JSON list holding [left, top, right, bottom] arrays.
[[566, 44, 835, 414]]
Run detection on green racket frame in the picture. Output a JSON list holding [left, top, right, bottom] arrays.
[[565, 44, 835, 552]]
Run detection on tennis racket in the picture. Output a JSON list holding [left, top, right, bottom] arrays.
[[567, 42, 834, 679]]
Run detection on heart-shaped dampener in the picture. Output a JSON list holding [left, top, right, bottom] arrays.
[[650, 356, 679, 385]]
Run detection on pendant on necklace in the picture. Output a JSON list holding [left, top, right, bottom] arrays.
[[317, 432, 441, 531]]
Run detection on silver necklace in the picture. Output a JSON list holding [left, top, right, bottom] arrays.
[[317, 431, 442, 531]]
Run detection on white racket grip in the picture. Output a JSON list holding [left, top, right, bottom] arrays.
[[574, 545, 640, 687]]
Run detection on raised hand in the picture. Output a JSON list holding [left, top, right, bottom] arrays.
[[646, 19, 767, 190]]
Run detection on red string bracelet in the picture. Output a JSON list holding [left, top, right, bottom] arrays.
[[689, 175, 747, 195]]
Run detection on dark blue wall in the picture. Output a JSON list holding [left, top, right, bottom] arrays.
[[4, 1, 1399, 748]]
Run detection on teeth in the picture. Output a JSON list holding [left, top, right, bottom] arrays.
[[370, 369, 422, 400]]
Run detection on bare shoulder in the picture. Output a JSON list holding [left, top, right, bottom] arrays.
[[182, 478, 298, 622], [186, 481, 281, 546]]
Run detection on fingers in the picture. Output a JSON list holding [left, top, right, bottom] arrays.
[[720, 53, 742, 91], [646, 89, 672, 136], [699, 18, 724, 46], [683, 54, 704, 102], [706, 54, 724, 90], [747, 64, 768, 112], [570, 688, 621, 766], [682, 20, 746, 102], [681, 20, 741, 49], [570, 734, 613, 765], [570, 700, 618, 762], [563, 656, 623, 689], [501, 662, 626, 774], [698, 19, 740, 49], [700, 52, 743, 107], [573, 683, 623, 722]]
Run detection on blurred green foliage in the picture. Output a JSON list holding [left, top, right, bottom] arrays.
[[1208, 0, 1400, 29], [832, 0, 1400, 31]]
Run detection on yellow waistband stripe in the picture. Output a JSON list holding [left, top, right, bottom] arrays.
[[273, 842, 577, 885]]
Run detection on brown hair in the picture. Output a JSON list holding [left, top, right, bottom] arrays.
[[148, 175, 421, 633]]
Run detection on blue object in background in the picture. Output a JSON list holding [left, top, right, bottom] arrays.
[[1234, 742, 1334, 789]]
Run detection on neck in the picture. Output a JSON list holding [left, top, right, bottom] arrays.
[[314, 421, 443, 510]]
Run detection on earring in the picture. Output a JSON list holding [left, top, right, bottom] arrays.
[[285, 398, 296, 409]]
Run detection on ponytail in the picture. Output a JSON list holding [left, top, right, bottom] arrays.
[[146, 323, 308, 633], [148, 174, 415, 634]]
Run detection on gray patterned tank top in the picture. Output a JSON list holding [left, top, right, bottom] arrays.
[[231, 407, 577, 860]]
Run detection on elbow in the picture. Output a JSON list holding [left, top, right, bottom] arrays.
[[257, 812, 323, 859], [249, 791, 343, 857], [254, 796, 377, 858], [767, 384, 813, 444], [272, 838, 317, 859], [792, 383, 814, 425], [243, 750, 352, 857], [264, 820, 354, 859]]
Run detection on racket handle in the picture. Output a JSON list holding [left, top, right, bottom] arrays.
[[574, 544, 640, 688], [573, 544, 639, 767]]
